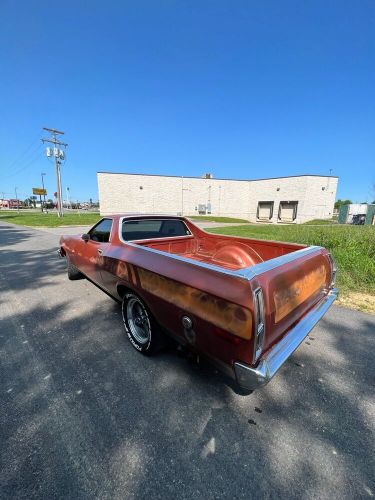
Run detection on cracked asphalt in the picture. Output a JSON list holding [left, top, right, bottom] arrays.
[[0, 221, 374, 499]]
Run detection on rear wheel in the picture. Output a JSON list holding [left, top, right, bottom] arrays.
[[121, 292, 164, 354]]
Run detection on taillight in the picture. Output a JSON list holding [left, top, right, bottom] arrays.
[[327, 254, 337, 288], [253, 287, 265, 363]]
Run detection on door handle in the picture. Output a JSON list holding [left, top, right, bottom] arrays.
[[97, 249, 103, 255]]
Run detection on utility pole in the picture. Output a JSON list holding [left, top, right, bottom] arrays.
[[41, 128, 67, 217], [15, 187, 19, 214], [41, 173, 47, 211]]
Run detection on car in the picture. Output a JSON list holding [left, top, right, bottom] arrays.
[[58, 215, 337, 390], [351, 214, 366, 225]]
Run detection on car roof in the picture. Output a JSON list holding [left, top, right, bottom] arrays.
[[104, 214, 186, 221]]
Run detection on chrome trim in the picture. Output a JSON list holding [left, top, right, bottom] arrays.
[[118, 217, 323, 281], [327, 253, 337, 287], [252, 287, 265, 363], [240, 246, 323, 280], [182, 316, 193, 330], [234, 288, 338, 390]]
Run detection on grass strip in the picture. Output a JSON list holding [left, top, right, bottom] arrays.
[[207, 224, 375, 296]]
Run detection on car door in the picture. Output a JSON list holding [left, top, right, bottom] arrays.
[[79, 218, 113, 283]]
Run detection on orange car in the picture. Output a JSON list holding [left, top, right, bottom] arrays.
[[59, 215, 337, 390]]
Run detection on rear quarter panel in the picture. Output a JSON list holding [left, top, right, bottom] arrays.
[[101, 238, 257, 367], [252, 248, 333, 355]]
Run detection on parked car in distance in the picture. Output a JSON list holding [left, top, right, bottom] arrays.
[[59, 215, 337, 390], [351, 214, 366, 225]]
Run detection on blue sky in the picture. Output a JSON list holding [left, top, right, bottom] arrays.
[[0, 0, 374, 203]]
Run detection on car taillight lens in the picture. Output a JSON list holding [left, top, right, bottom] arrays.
[[327, 254, 337, 288], [253, 287, 265, 363]]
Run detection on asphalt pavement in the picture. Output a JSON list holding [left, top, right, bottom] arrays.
[[0, 221, 374, 499]]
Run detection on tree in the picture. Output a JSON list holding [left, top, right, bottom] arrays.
[[334, 199, 352, 210]]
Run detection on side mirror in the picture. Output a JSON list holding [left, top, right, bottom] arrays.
[[82, 233, 90, 242]]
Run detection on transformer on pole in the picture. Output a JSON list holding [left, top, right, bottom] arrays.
[[41, 128, 68, 217]]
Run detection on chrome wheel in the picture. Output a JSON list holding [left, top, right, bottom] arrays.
[[126, 297, 151, 345]]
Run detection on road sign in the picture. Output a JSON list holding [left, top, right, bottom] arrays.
[[32, 188, 47, 196]]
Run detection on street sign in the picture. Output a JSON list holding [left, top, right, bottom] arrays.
[[32, 187, 47, 196]]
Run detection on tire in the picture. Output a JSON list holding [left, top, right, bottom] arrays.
[[67, 256, 84, 280], [121, 292, 164, 354]]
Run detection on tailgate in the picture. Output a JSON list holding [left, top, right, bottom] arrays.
[[252, 247, 334, 356]]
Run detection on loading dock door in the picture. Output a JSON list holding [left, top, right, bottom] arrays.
[[257, 201, 274, 220], [279, 201, 298, 222]]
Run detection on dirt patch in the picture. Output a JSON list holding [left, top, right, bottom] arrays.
[[337, 292, 375, 315]]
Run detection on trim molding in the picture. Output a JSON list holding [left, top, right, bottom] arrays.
[[118, 217, 322, 281]]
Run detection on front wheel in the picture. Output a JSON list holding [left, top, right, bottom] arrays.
[[66, 256, 84, 280], [121, 293, 164, 354]]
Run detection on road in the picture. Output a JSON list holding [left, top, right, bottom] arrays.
[[0, 221, 374, 499]]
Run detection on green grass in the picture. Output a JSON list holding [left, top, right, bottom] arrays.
[[188, 215, 249, 223], [207, 224, 375, 295], [0, 211, 101, 227], [303, 218, 338, 225]]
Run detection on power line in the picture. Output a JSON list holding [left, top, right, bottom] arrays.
[[5, 133, 41, 172], [2, 143, 44, 179]]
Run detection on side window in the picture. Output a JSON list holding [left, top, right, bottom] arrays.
[[159, 220, 191, 237], [89, 219, 113, 243]]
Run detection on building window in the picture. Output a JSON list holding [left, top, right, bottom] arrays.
[[257, 201, 274, 220], [278, 201, 298, 222]]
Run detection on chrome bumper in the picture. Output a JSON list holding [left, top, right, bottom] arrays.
[[234, 289, 338, 390]]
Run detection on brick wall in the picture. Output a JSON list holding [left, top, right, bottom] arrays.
[[97, 172, 338, 223]]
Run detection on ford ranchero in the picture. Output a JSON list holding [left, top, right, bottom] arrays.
[[59, 215, 337, 390]]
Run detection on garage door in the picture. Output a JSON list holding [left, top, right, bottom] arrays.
[[257, 202, 274, 220], [279, 201, 298, 222]]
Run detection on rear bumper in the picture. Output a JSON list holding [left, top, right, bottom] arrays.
[[234, 288, 338, 390]]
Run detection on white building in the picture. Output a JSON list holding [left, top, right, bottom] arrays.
[[97, 172, 338, 224]]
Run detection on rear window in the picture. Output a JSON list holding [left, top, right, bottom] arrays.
[[122, 219, 191, 241]]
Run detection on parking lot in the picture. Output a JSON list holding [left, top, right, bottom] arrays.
[[1, 221, 374, 499]]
